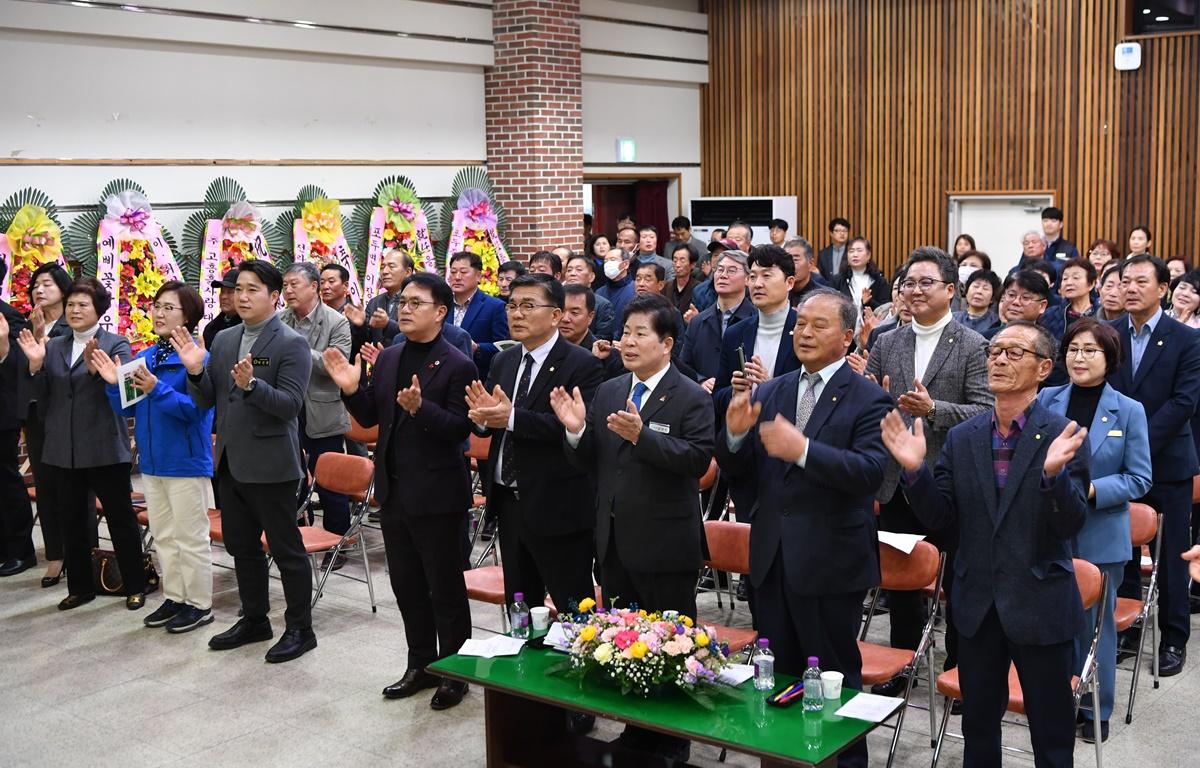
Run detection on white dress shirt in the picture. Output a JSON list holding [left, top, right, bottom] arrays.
[[565, 361, 671, 447], [493, 331, 559, 485]]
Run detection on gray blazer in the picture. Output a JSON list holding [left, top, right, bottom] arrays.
[[188, 315, 311, 483], [30, 329, 132, 469], [866, 317, 992, 501], [278, 302, 352, 439]]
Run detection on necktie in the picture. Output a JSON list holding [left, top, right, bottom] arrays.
[[721, 309, 733, 336], [631, 381, 649, 411], [795, 372, 820, 432], [500, 353, 535, 486]]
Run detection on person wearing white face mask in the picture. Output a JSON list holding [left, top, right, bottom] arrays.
[[596, 247, 636, 329]]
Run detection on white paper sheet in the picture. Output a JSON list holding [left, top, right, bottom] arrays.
[[878, 531, 926, 555], [545, 622, 570, 651], [118, 357, 150, 408], [716, 664, 755, 687], [834, 693, 904, 723], [458, 635, 528, 658]]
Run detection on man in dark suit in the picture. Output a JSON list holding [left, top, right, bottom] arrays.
[[564, 254, 614, 340], [329, 272, 475, 710], [465, 274, 603, 614], [345, 248, 414, 347], [558, 284, 597, 351], [882, 320, 1091, 768], [816, 216, 851, 278], [174, 260, 316, 663], [680, 249, 753, 392], [1107, 255, 1200, 676], [555, 292, 714, 620], [718, 289, 892, 768], [448, 251, 509, 382], [0, 273, 35, 577]]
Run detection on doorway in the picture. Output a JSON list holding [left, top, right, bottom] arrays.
[[584, 174, 681, 251], [948, 192, 1055, 275]]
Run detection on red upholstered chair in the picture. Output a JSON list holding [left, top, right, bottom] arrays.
[[696, 520, 757, 653], [1116, 502, 1162, 724], [346, 414, 378, 454]]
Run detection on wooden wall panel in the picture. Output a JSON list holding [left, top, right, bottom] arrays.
[[701, 0, 1200, 276]]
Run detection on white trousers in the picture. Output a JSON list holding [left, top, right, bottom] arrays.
[[142, 475, 213, 610]]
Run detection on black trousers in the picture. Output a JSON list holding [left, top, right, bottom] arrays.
[[880, 488, 959, 668], [1121, 480, 1192, 649], [380, 503, 472, 670], [53, 463, 143, 597], [492, 486, 595, 613], [24, 411, 65, 561], [957, 606, 1075, 768], [0, 428, 34, 561], [600, 522, 698, 620], [755, 547, 868, 768], [299, 430, 350, 535], [217, 460, 312, 630]]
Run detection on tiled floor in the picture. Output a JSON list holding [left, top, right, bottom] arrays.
[[3, 512, 1199, 767]]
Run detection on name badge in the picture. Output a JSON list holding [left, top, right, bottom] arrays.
[[252, 357, 271, 366], [649, 422, 671, 434], [1107, 429, 1123, 437]]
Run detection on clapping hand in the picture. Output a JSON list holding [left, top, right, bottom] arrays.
[[1182, 546, 1200, 582], [606, 399, 642, 444], [725, 388, 762, 436], [90, 347, 121, 385], [846, 351, 868, 376], [592, 338, 617, 360], [700, 377, 715, 394], [683, 304, 699, 323], [29, 306, 46, 340], [858, 306, 880, 350], [1043, 420, 1087, 477], [550, 385, 586, 434], [466, 380, 511, 428], [359, 342, 384, 367], [231, 354, 255, 391], [897, 378, 934, 417], [758, 414, 807, 463], [16, 328, 46, 373], [880, 409, 926, 472], [344, 303, 366, 327], [130, 365, 158, 394], [866, 372, 892, 393], [396, 374, 422, 416], [368, 308, 391, 330], [83, 338, 99, 375], [323, 348, 361, 395], [170, 327, 206, 375]]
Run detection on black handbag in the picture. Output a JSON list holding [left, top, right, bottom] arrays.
[[91, 548, 160, 596]]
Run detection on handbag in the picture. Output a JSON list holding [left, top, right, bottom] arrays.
[[91, 548, 160, 596]]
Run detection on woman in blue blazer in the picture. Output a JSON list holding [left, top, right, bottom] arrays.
[[1037, 317, 1152, 743]]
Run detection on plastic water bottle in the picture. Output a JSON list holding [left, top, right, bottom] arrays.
[[753, 637, 775, 691], [509, 592, 530, 639], [803, 657, 824, 711]]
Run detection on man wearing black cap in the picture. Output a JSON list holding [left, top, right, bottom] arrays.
[[690, 237, 739, 313], [203, 269, 243, 349]]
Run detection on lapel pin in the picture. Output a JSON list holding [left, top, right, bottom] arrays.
[[1157, 340, 1164, 346], [1035, 434, 1042, 440], [831, 396, 838, 402], [549, 366, 555, 372], [1102, 416, 1109, 423], [659, 395, 667, 402]]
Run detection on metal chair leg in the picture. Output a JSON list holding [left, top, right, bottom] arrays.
[[359, 530, 377, 613], [1126, 613, 1147, 724], [1093, 676, 1103, 768], [927, 645, 938, 747], [930, 695, 953, 768]]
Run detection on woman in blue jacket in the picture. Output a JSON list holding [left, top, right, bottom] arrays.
[[1037, 317, 1153, 744], [93, 281, 215, 633]]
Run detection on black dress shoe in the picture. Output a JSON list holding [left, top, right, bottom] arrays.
[[566, 711, 596, 735], [870, 673, 913, 697], [735, 579, 749, 601], [430, 679, 468, 710], [320, 552, 347, 572], [1081, 719, 1109, 743], [265, 628, 317, 663], [1158, 645, 1186, 677], [1116, 629, 1140, 662], [383, 669, 440, 699], [41, 573, 63, 588], [0, 557, 36, 577], [208, 618, 273, 650], [57, 594, 95, 611]]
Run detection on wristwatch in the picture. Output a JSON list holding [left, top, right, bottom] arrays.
[[244, 377, 257, 393], [925, 403, 936, 423]]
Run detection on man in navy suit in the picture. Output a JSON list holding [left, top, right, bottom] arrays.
[[718, 289, 892, 768], [1107, 255, 1200, 676], [447, 251, 509, 382], [679, 249, 753, 392], [883, 320, 1091, 768], [327, 272, 475, 710]]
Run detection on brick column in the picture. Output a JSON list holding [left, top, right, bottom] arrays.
[[485, 0, 583, 258]]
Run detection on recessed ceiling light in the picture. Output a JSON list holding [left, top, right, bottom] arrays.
[[1155, 15, 1169, 21], [1142, 7, 1151, 13]]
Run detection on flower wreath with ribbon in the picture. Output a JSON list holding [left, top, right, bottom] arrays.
[[362, 182, 436, 302], [197, 201, 273, 331], [0, 205, 67, 314], [445, 188, 509, 297], [97, 190, 184, 351], [292, 197, 363, 307]]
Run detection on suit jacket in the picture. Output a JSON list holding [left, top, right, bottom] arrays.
[[0, 300, 28, 431], [17, 315, 68, 423], [566, 365, 713, 573], [29, 329, 132, 468], [866, 318, 992, 501], [714, 308, 800, 398], [816, 244, 845, 278], [188, 315, 311, 483], [344, 335, 474, 514], [1037, 383, 1153, 564], [278, 301, 352, 439], [716, 362, 892, 595], [680, 296, 753, 382], [457, 289, 509, 382], [591, 292, 616, 341], [903, 402, 1090, 645], [480, 335, 604, 536], [1107, 313, 1200, 482], [363, 291, 403, 345]]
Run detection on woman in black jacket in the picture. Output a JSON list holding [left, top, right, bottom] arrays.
[[831, 237, 890, 319]]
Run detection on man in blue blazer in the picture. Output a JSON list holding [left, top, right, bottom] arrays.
[[679, 249, 753, 390], [1106, 255, 1200, 676], [883, 320, 1091, 768], [447, 251, 509, 382], [718, 289, 892, 768]]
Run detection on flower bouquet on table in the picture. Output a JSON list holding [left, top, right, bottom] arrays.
[[0, 190, 68, 314], [547, 598, 742, 709]]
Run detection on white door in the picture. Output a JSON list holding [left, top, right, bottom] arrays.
[[948, 194, 1054, 276]]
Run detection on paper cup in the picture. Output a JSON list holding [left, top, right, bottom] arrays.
[[821, 671, 844, 699], [530, 606, 551, 630]]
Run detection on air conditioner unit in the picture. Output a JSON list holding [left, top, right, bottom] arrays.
[[689, 196, 799, 245]]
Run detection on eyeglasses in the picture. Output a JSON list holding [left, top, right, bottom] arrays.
[[505, 301, 557, 314], [899, 278, 949, 293], [152, 302, 180, 313], [1066, 345, 1104, 360], [985, 344, 1046, 361], [1001, 291, 1045, 305], [397, 299, 436, 311], [713, 266, 745, 276]]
